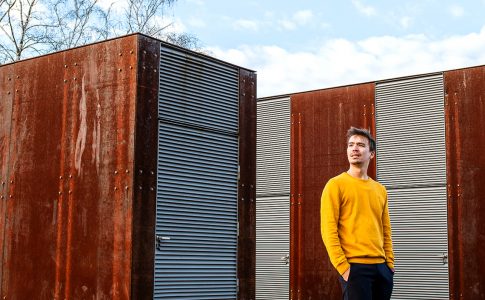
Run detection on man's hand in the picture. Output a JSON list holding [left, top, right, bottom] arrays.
[[342, 267, 350, 281]]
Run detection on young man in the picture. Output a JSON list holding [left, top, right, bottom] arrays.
[[321, 127, 394, 300]]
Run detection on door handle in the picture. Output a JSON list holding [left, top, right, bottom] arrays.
[[156, 235, 171, 250]]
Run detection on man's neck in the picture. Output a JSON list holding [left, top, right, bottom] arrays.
[[347, 165, 369, 180]]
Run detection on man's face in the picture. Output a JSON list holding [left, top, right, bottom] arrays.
[[347, 134, 375, 166]]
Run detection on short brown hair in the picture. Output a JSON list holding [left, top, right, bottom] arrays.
[[346, 127, 376, 152]]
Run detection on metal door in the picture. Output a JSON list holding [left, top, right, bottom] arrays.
[[256, 97, 290, 299], [376, 74, 449, 299], [155, 45, 240, 299]]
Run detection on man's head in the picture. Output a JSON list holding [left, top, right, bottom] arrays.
[[346, 127, 376, 166]]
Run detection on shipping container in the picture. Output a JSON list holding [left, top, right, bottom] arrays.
[[0, 33, 256, 299], [256, 66, 485, 299]]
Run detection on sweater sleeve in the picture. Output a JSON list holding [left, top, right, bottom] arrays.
[[382, 190, 395, 269], [320, 179, 350, 275]]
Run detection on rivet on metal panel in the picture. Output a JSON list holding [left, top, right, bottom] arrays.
[[7, 91, 10, 95], [64, 80, 68, 83], [114, 187, 118, 190], [143, 66, 146, 70], [150, 171, 154, 175], [114, 170, 118, 174], [130, 50, 134, 54], [125, 169, 129, 173], [119, 52, 122, 56], [59, 176, 63, 179], [68, 190, 72, 194], [58, 192, 62, 195], [74, 62, 78, 66], [153, 69, 157, 73], [15, 89, 18, 92], [125, 186, 129, 190], [9, 195, 12, 198], [139, 170, 143, 174], [64, 65, 68, 68], [74, 77, 77, 81], [130, 66, 133, 69], [8, 77, 11, 81], [241, 183, 245, 187], [119, 68, 122, 72], [143, 50, 147, 54], [10, 180, 13, 184], [1, 182, 4, 185], [16, 75, 19, 78], [69, 174, 72, 178], [241, 198, 244, 201], [150, 187, 154, 191], [138, 186, 142, 190], [1, 196, 3, 199]]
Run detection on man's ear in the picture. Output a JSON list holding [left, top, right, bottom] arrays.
[[370, 151, 375, 159]]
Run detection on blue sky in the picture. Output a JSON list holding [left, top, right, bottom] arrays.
[[170, 0, 485, 97]]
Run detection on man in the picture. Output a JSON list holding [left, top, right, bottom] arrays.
[[321, 127, 394, 300]]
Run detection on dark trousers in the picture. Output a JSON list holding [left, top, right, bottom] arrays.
[[338, 263, 393, 300]]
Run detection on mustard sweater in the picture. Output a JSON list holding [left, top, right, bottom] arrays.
[[320, 172, 394, 275]]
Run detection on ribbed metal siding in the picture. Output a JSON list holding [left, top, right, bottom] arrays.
[[376, 74, 448, 299], [256, 97, 290, 196], [376, 75, 446, 188], [155, 45, 239, 299], [256, 196, 290, 299], [159, 46, 239, 134], [256, 97, 290, 299], [387, 187, 448, 299]]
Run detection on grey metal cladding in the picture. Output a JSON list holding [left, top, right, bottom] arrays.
[[256, 195, 290, 300], [256, 97, 291, 196], [387, 187, 449, 299], [155, 121, 238, 299], [375, 74, 446, 188], [159, 46, 239, 134]]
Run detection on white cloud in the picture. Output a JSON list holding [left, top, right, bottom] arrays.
[[399, 16, 412, 29], [352, 0, 377, 17], [188, 17, 206, 28], [449, 4, 465, 17], [208, 27, 485, 97], [278, 20, 296, 30], [233, 19, 260, 31], [293, 10, 313, 25]]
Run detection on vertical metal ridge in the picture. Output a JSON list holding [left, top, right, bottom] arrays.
[[376, 74, 449, 299]]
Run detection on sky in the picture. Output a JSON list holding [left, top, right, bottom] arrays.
[[166, 0, 485, 97]]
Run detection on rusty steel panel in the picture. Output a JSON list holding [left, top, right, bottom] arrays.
[[290, 84, 376, 299], [238, 69, 257, 300], [130, 36, 159, 299], [0, 35, 139, 299], [444, 66, 485, 300], [0, 63, 15, 293]]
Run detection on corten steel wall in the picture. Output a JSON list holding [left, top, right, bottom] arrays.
[[238, 69, 257, 299], [444, 66, 485, 299], [0, 35, 141, 299], [0, 34, 256, 299], [290, 84, 375, 299]]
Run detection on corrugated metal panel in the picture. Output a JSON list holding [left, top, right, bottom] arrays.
[[256, 97, 290, 196], [375, 74, 446, 188], [256, 196, 289, 300], [159, 46, 239, 134], [155, 122, 238, 299], [155, 44, 240, 299], [387, 187, 448, 299], [376, 74, 449, 300]]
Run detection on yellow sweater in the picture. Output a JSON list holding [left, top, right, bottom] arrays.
[[320, 172, 394, 275]]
